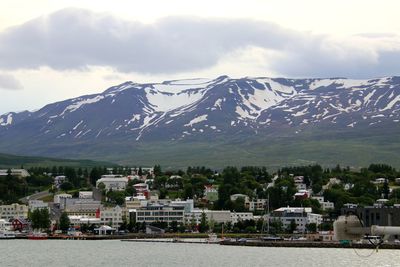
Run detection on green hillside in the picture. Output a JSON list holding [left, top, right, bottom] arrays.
[[0, 153, 117, 168]]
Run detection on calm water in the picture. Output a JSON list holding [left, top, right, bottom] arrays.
[[0, 240, 399, 267]]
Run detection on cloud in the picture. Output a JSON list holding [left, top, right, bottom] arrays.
[[0, 8, 399, 78], [0, 73, 23, 90]]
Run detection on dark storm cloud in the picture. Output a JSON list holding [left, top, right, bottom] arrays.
[[0, 8, 399, 78]]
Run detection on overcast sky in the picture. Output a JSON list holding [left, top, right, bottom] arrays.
[[1, 0, 400, 114]]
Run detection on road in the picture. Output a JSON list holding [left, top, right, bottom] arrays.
[[19, 190, 52, 204]]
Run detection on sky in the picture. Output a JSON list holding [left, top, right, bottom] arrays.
[[0, 0, 400, 114]]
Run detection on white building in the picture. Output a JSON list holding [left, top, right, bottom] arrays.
[[28, 200, 50, 212], [0, 203, 28, 220], [96, 176, 128, 191], [54, 193, 72, 204], [0, 219, 12, 231], [68, 215, 101, 228], [185, 209, 232, 225], [79, 191, 93, 199], [270, 207, 322, 233], [231, 212, 254, 224], [54, 176, 66, 188], [311, 196, 334, 211], [100, 206, 123, 229], [0, 169, 30, 177]]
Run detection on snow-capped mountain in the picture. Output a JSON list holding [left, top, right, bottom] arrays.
[[0, 75, 399, 167]]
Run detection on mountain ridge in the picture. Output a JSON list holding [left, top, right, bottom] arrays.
[[0, 75, 399, 168]]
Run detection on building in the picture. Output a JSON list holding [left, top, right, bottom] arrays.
[[128, 198, 195, 225], [341, 205, 400, 227], [54, 193, 72, 205], [11, 218, 29, 231], [100, 206, 123, 229], [311, 196, 334, 211], [96, 176, 128, 191], [203, 185, 219, 202], [68, 215, 101, 228], [28, 200, 50, 212], [230, 194, 249, 202], [0, 203, 28, 220], [63, 199, 102, 217], [79, 191, 93, 199], [185, 209, 232, 225], [0, 169, 30, 178], [270, 207, 322, 233], [247, 199, 267, 211], [231, 212, 254, 224], [54, 176, 66, 188], [0, 219, 11, 231]]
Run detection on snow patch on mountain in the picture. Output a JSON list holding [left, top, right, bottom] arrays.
[[0, 113, 13, 126], [185, 115, 208, 127]]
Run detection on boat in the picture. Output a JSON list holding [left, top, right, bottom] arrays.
[[28, 232, 48, 240], [207, 233, 219, 243], [0, 231, 16, 239]]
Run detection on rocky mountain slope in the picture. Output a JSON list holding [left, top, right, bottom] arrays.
[[1, 75, 399, 168]]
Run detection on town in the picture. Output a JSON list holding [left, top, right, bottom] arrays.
[[1, 164, 400, 244]]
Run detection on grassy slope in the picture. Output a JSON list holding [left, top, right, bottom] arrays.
[[0, 153, 117, 168]]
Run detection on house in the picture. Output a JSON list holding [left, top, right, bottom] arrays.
[[322, 178, 341, 190], [294, 190, 309, 200], [204, 185, 219, 202], [0, 203, 28, 220], [11, 218, 29, 231], [94, 225, 116, 235]]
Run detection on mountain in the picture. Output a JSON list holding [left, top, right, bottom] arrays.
[[0, 75, 399, 168]]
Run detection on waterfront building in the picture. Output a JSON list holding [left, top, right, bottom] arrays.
[[270, 207, 322, 233], [100, 206, 123, 229], [0, 203, 28, 220], [230, 212, 254, 224], [63, 198, 102, 217], [341, 205, 400, 227]]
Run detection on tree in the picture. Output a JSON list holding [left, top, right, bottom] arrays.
[[30, 209, 50, 230], [288, 219, 297, 233], [59, 212, 70, 232], [199, 212, 209, 233], [60, 181, 73, 191], [90, 167, 101, 186], [306, 223, 317, 233]]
